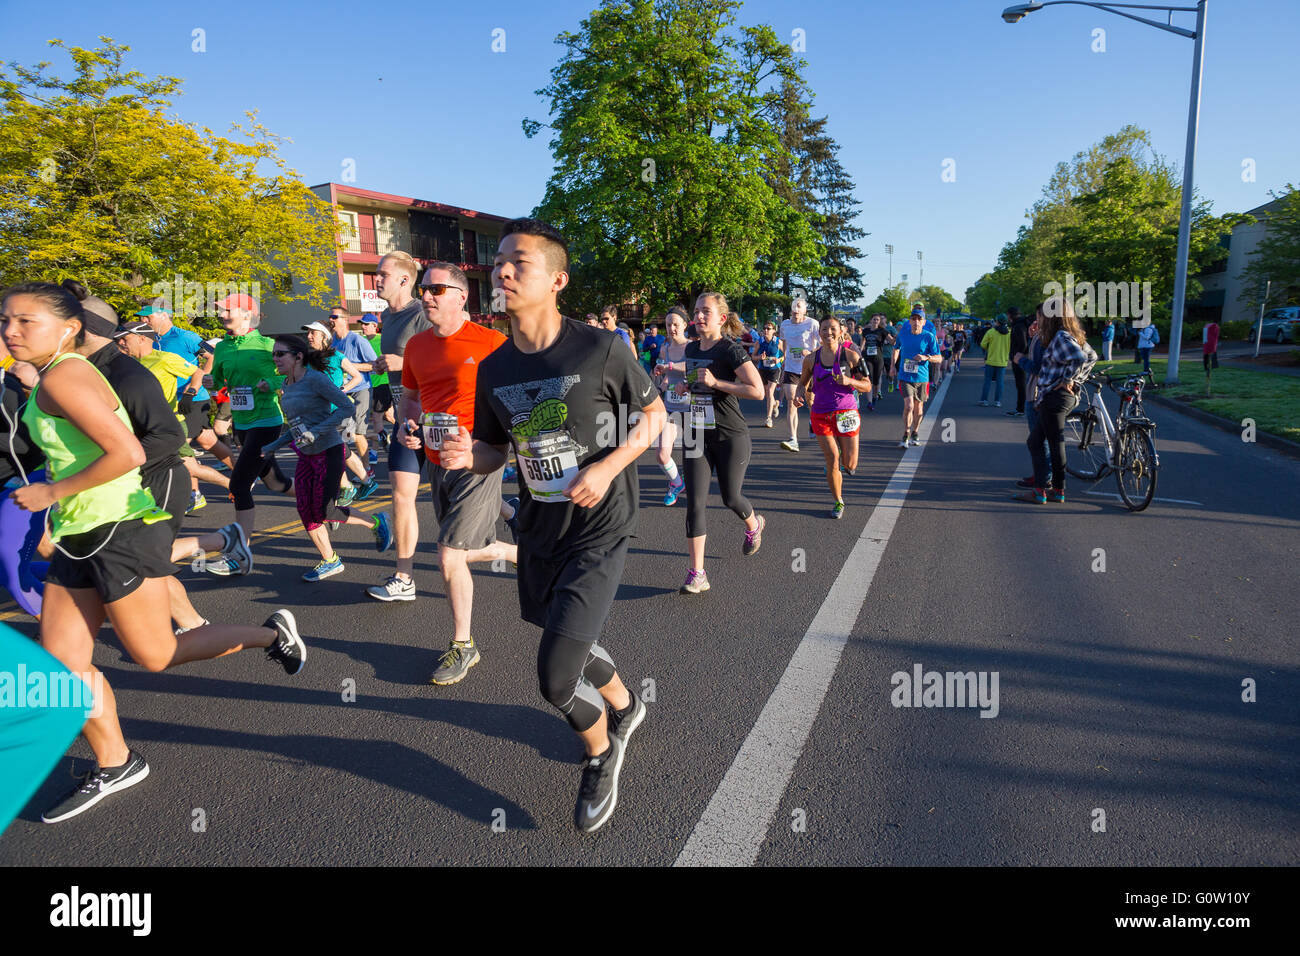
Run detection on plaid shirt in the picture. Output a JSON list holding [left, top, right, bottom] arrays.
[[1035, 331, 1097, 405]]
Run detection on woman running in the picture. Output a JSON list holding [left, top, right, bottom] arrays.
[[206, 293, 292, 574], [261, 334, 393, 581], [750, 321, 784, 426], [302, 321, 374, 504], [794, 316, 872, 519], [2, 281, 306, 823], [859, 314, 893, 411], [679, 293, 765, 594], [652, 307, 690, 506]]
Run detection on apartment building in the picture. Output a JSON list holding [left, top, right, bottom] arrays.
[[1190, 196, 1288, 326], [261, 183, 511, 333]]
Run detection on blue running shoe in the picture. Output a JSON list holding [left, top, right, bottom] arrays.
[[503, 464, 517, 482], [368, 448, 379, 466], [372, 512, 394, 552], [303, 555, 344, 582], [663, 475, 685, 506], [356, 475, 380, 501]]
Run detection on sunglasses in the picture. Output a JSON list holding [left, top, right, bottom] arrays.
[[420, 283, 466, 297], [271, 350, 294, 358]]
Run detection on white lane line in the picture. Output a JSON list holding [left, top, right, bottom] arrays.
[[674, 375, 952, 867], [1083, 491, 1204, 506]]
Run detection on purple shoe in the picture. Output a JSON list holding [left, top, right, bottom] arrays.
[[743, 514, 764, 556], [680, 569, 710, 594]]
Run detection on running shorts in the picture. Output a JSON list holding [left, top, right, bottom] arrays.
[[518, 536, 629, 637], [45, 517, 175, 604], [388, 425, 424, 476], [214, 401, 231, 424], [183, 401, 212, 442], [339, 389, 369, 441], [430, 465, 503, 551], [372, 384, 394, 414], [780, 370, 803, 386], [810, 410, 860, 437], [900, 381, 927, 401], [759, 366, 781, 384]]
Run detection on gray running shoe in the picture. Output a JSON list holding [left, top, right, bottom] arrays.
[[42, 751, 150, 824], [430, 638, 481, 685], [608, 693, 646, 747], [367, 574, 415, 602]]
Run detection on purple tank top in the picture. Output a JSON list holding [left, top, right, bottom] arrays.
[[811, 345, 857, 413]]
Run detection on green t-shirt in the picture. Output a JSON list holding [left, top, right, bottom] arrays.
[[368, 333, 387, 387], [210, 330, 283, 428]]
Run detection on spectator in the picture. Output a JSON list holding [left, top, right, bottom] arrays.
[[1007, 307, 1029, 416], [1011, 314, 1049, 490], [1101, 319, 1115, 362], [1013, 297, 1098, 504], [979, 316, 1011, 407], [1202, 317, 1220, 396], [1136, 322, 1159, 373]]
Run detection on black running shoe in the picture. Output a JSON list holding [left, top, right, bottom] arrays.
[[42, 751, 150, 823], [575, 734, 625, 833], [263, 609, 306, 675], [608, 693, 646, 748], [504, 496, 520, 545]]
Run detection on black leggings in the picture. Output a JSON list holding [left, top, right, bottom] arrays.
[[864, 357, 884, 393], [1027, 388, 1078, 490], [230, 425, 289, 511], [685, 432, 753, 538], [538, 634, 618, 732]]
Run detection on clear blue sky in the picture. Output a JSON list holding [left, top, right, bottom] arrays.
[[4, 0, 1297, 305]]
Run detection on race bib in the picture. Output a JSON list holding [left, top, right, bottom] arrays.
[[517, 433, 580, 502], [835, 410, 860, 434], [230, 386, 254, 411], [790, 347, 805, 359], [288, 416, 310, 444], [420, 412, 458, 451], [664, 386, 690, 410], [903, 359, 920, 375], [866, 345, 878, 356], [690, 394, 716, 429]]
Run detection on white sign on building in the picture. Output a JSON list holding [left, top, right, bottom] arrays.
[[359, 291, 385, 315]]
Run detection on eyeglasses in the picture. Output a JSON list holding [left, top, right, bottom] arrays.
[[271, 350, 293, 358], [420, 283, 466, 297]]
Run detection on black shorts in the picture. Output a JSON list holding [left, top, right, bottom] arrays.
[[372, 384, 394, 414], [1203, 352, 1219, 371], [144, 461, 190, 542], [518, 536, 629, 638], [183, 401, 212, 441], [780, 370, 802, 386], [45, 517, 176, 604], [759, 366, 781, 384]]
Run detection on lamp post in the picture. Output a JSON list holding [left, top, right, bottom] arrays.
[[885, 244, 894, 286], [917, 250, 924, 290], [1001, 0, 1207, 384]]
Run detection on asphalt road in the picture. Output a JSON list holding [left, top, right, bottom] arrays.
[[3, 352, 1297, 866]]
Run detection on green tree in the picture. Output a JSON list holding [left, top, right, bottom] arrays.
[[864, 283, 911, 322], [524, 0, 825, 316], [0, 38, 339, 320], [1239, 185, 1300, 309], [910, 284, 961, 316]]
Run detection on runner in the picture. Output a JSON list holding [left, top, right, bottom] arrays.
[[366, 251, 432, 602], [440, 218, 659, 833], [749, 320, 784, 426], [881, 317, 898, 393], [778, 297, 819, 452], [940, 323, 955, 382], [302, 320, 375, 504], [362, 315, 391, 464], [399, 262, 517, 684], [206, 292, 293, 573], [678, 294, 765, 594], [652, 307, 689, 505], [328, 306, 379, 490], [952, 322, 968, 373], [599, 305, 637, 355], [793, 316, 871, 518], [65, 287, 246, 635], [261, 334, 393, 579], [859, 314, 894, 411], [891, 307, 940, 448], [2, 281, 306, 823]]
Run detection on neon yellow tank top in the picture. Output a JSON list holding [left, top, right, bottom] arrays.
[[20, 353, 158, 539]]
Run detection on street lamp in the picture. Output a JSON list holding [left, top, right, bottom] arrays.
[[885, 244, 894, 286], [917, 250, 924, 290], [1001, 0, 1207, 384]]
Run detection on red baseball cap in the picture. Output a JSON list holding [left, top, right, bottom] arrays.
[[215, 293, 258, 312]]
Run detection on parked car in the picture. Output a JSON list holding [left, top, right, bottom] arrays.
[[1249, 306, 1300, 344]]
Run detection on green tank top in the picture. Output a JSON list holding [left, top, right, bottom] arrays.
[[21, 353, 159, 539]]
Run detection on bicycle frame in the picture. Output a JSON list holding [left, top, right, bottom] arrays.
[[1077, 382, 1119, 469]]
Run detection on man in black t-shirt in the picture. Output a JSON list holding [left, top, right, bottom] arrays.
[[441, 218, 665, 834]]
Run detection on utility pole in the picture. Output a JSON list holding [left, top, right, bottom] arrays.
[[885, 244, 894, 286]]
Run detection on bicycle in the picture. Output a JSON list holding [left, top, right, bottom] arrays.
[[1063, 369, 1160, 511]]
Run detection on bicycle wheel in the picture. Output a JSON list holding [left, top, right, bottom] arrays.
[[1115, 426, 1157, 511], [1064, 411, 1106, 480]]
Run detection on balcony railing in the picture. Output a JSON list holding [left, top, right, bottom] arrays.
[[343, 224, 379, 256]]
